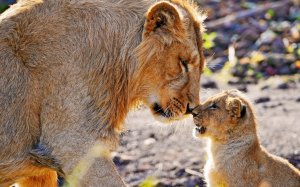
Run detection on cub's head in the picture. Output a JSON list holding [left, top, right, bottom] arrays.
[[136, 0, 206, 122], [192, 90, 255, 141]]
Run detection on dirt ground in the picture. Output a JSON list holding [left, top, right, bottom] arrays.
[[114, 76, 300, 187]]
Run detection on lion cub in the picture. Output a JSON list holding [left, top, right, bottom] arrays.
[[192, 89, 300, 187]]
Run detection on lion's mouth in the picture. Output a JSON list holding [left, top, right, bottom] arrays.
[[195, 125, 206, 134], [152, 103, 172, 118]]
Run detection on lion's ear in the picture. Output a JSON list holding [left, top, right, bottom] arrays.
[[226, 97, 246, 122], [144, 1, 182, 37]]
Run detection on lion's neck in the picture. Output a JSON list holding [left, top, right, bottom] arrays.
[[83, 1, 156, 136]]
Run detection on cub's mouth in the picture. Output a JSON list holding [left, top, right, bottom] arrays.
[[195, 125, 206, 134]]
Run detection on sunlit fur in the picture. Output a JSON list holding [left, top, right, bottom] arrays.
[[193, 90, 300, 187], [0, 0, 205, 186]]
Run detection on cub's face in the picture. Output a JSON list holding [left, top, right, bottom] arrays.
[[137, 1, 206, 123], [192, 90, 248, 141]]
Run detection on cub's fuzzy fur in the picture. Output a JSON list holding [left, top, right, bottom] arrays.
[[0, 0, 206, 186], [193, 90, 300, 187]]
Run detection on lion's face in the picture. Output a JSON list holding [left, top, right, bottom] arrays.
[[136, 1, 205, 123], [192, 90, 249, 141]]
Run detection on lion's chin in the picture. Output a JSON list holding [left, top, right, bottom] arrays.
[[150, 102, 187, 123], [151, 112, 189, 124], [152, 114, 180, 123]]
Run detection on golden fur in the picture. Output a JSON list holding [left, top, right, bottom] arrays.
[[0, 0, 205, 186], [193, 90, 300, 187]]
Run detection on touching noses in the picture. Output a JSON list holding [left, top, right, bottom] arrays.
[[185, 73, 201, 114], [186, 93, 200, 115]]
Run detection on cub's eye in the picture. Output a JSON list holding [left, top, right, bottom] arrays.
[[208, 102, 218, 110], [180, 59, 188, 72]]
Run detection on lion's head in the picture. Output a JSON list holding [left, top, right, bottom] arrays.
[[134, 0, 206, 123]]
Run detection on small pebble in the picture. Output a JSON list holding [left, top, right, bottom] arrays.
[[255, 97, 271, 104]]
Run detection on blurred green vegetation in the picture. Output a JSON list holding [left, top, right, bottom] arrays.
[[0, 0, 16, 13], [0, 4, 8, 13], [265, 9, 275, 20], [139, 177, 157, 187], [203, 32, 217, 50]]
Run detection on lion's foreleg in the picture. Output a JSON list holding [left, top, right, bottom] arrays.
[[62, 141, 126, 187], [64, 157, 126, 187]]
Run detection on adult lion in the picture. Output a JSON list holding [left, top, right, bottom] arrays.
[[0, 0, 205, 186]]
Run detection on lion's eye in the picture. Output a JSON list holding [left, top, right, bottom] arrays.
[[208, 102, 218, 110], [180, 59, 188, 72]]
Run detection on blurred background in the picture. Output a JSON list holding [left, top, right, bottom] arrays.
[[0, 0, 15, 13], [1, 0, 299, 187]]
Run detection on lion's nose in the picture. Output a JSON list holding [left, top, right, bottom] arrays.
[[185, 103, 194, 115]]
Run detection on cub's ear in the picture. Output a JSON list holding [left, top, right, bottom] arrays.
[[226, 97, 246, 121], [144, 1, 182, 38]]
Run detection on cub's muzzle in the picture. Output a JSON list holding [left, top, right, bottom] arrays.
[[191, 105, 202, 117]]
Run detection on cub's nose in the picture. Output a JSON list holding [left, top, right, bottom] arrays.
[[191, 105, 202, 117]]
